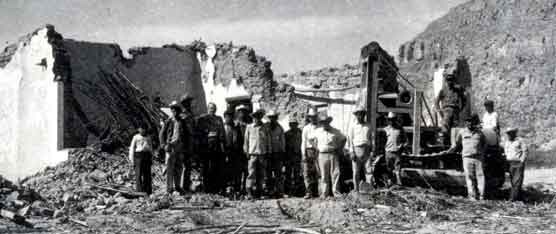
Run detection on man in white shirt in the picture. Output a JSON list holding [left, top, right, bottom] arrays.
[[347, 106, 372, 193], [503, 127, 528, 201], [482, 99, 500, 147], [301, 108, 319, 199], [312, 112, 346, 198]]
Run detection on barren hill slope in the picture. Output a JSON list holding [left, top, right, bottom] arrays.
[[399, 0, 556, 147]]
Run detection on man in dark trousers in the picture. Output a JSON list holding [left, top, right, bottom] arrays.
[[197, 103, 226, 193], [301, 108, 319, 199], [244, 109, 271, 199], [436, 72, 467, 145], [159, 101, 185, 194], [284, 115, 303, 196], [178, 94, 196, 192], [265, 110, 286, 198], [384, 112, 407, 186], [129, 126, 153, 194], [234, 104, 251, 194], [223, 109, 243, 195]]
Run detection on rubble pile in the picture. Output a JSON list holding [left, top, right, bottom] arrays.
[[17, 148, 170, 217]]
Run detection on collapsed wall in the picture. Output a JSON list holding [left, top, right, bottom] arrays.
[[200, 42, 309, 124], [0, 25, 308, 179], [398, 0, 556, 147]]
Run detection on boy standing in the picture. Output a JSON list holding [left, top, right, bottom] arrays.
[[129, 126, 153, 194], [384, 112, 407, 186]]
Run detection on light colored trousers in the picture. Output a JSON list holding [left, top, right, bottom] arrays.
[[352, 145, 370, 191], [463, 156, 485, 199], [246, 154, 268, 193], [318, 152, 341, 197]]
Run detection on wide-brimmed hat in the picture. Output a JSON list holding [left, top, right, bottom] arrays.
[[235, 104, 248, 111], [386, 112, 397, 119], [307, 108, 318, 117], [266, 110, 279, 117], [251, 109, 266, 118], [505, 127, 518, 133], [353, 106, 366, 115], [318, 112, 333, 123], [288, 115, 298, 123]]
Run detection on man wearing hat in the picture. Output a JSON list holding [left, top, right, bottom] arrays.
[[264, 110, 286, 197], [435, 71, 467, 145], [234, 104, 252, 193], [347, 106, 372, 192], [284, 115, 303, 196], [159, 101, 186, 194], [197, 103, 226, 193], [384, 112, 407, 186], [178, 94, 196, 192], [312, 112, 346, 198], [244, 109, 271, 199], [301, 107, 320, 199], [223, 109, 243, 195], [503, 127, 528, 201], [447, 114, 487, 200]]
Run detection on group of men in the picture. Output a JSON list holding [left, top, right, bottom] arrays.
[[437, 71, 528, 201], [129, 78, 529, 201], [153, 95, 312, 198]]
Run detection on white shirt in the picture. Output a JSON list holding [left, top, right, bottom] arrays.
[[129, 134, 153, 161], [348, 122, 372, 152], [312, 126, 346, 153], [301, 123, 318, 156], [482, 112, 499, 129], [504, 138, 528, 162]]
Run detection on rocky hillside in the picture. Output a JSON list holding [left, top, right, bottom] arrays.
[[398, 0, 556, 147]]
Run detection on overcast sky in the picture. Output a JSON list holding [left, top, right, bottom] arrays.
[[0, 0, 465, 73]]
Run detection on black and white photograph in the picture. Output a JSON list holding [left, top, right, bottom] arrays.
[[0, 0, 555, 233]]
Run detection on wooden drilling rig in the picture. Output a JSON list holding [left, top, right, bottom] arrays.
[[295, 41, 506, 191]]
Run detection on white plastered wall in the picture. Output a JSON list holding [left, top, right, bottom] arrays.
[[0, 28, 67, 180], [199, 45, 250, 117]]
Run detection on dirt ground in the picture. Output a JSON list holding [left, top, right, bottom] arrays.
[[2, 168, 556, 234]]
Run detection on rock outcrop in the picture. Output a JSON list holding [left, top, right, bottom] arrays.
[[398, 0, 556, 146]]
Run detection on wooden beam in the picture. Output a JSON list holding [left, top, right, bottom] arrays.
[[377, 105, 413, 114], [413, 90, 422, 155], [294, 84, 359, 93], [294, 93, 357, 105], [368, 57, 380, 153]]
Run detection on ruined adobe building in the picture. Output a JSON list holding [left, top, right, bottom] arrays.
[[0, 25, 300, 180]]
